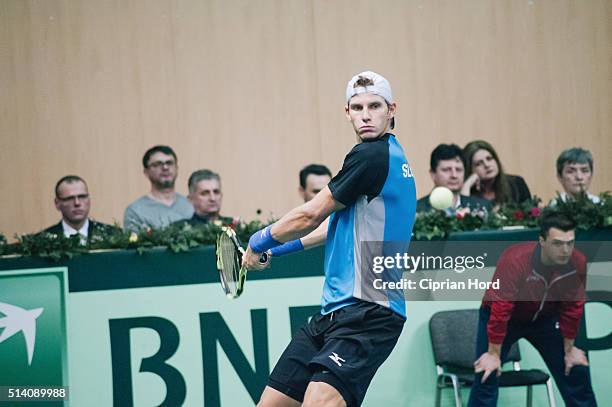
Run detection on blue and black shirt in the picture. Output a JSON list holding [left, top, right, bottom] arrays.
[[324, 133, 417, 318]]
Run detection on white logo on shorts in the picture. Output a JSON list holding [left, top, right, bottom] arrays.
[[328, 352, 346, 367]]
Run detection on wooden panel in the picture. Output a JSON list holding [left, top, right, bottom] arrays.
[[1, 0, 610, 236]]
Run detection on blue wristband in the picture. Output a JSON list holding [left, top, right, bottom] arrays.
[[270, 239, 304, 257], [248, 225, 282, 253]]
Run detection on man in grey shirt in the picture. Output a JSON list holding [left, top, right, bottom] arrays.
[[123, 145, 193, 232]]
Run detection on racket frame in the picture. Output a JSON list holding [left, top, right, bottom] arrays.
[[216, 226, 267, 299]]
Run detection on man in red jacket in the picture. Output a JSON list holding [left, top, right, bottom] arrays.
[[468, 212, 597, 407]]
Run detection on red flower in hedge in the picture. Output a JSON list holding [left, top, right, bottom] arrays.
[[513, 210, 524, 221], [530, 207, 541, 218], [455, 207, 471, 221]]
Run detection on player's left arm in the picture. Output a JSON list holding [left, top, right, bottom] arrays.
[[262, 217, 329, 260], [299, 217, 329, 249], [242, 187, 343, 269]]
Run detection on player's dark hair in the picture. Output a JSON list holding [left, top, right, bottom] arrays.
[[354, 76, 375, 88], [55, 175, 87, 198], [539, 211, 576, 239], [142, 145, 178, 168], [430, 144, 465, 172], [299, 164, 332, 189]]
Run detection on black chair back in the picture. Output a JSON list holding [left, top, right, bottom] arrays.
[[429, 309, 521, 371]]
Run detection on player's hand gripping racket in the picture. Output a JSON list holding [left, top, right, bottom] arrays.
[[216, 226, 268, 299]]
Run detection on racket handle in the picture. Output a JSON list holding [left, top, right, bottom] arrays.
[[259, 252, 268, 264]]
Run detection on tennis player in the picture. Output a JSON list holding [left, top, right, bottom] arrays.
[[243, 71, 417, 407]]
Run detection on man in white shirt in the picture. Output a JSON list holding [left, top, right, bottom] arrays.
[[41, 175, 113, 244], [553, 147, 600, 205]]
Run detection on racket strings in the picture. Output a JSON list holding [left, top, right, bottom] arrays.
[[218, 234, 241, 295]]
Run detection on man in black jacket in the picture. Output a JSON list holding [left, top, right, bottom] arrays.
[[417, 143, 492, 213], [41, 175, 114, 244]]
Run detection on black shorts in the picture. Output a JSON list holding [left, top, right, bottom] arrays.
[[267, 301, 405, 406]]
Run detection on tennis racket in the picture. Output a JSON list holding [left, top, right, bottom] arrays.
[[216, 226, 268, 299]]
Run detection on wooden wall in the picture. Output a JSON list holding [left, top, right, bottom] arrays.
[[1, 0, 610, 236]]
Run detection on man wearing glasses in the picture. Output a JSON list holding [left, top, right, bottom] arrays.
[[42, 175, 114, 244], [123, 145, 193, 232]]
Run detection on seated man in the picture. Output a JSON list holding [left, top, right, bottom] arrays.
[[42, 175, 113, 244], [553, 147, 600, 204], [123, 145, 193, 232], [417, 143, 492, 213], [468, 211, 597, 407], [177, 169, 232, 226], [299, 164, 332, 203]]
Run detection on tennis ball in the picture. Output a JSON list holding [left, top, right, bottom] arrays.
[[429, 187, 454, 210]]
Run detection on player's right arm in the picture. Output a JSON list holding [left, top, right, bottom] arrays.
[[242, 187, 343, 269], [268, 186, 342, 242], [245, 141, 382, 270]]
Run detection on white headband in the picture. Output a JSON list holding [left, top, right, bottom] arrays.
[[346, 71, 393, 104]]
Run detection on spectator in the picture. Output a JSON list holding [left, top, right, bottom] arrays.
[[42, 175, 114, 244], [553, 147, 600, 205], [462, 140, 531, 206], [176, 169, 232, 226], [468, 211, 597, 406], [299, 164, 332, 203], [417, 144, 492, 213], [123, 145, 193, 232]]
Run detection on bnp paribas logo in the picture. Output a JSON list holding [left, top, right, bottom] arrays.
[[0, 269, 68, 388], [0, 302, 44, 365]]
